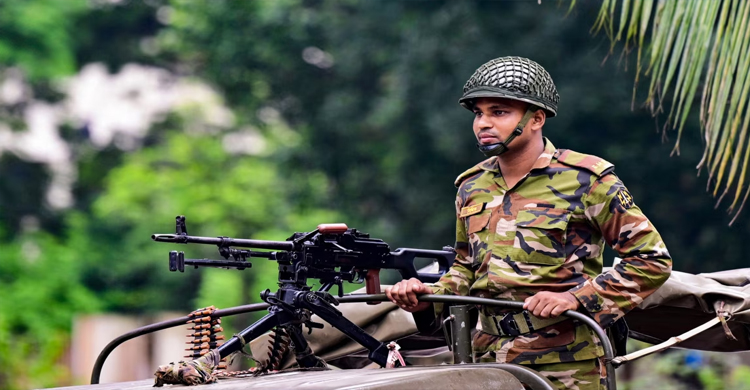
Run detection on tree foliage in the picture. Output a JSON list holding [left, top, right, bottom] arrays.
[[586, 0, 750, 223], [0, 0, 87, 80]]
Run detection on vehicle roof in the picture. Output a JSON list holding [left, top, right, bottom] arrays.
[[50, 365, 531, 390]]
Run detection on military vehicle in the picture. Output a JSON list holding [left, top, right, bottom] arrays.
[[56, 217, 750, 390]]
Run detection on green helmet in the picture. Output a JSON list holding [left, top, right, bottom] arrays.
[[459, 56, 559, 117]]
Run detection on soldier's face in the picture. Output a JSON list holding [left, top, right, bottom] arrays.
[[471, 97, 530, 145]]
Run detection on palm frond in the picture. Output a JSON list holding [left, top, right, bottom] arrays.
[[592, 0, 750, 224]]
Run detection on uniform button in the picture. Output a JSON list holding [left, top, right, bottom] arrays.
[[592, 304, 602, 311]]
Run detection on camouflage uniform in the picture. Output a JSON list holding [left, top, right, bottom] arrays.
[[431, 138, 672, 390]]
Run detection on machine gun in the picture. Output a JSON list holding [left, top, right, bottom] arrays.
[[152, 215, 454, 370]]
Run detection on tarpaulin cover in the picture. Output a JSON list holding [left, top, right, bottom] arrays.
[[622, 268, 750, 352]]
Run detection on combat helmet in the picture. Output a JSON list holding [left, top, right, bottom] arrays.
[[459, 56, 559, 157], [460, 56, 559, 116]]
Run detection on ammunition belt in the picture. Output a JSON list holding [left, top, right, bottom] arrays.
[[184, 305, 291, 378], [185, 306, 227, 371]]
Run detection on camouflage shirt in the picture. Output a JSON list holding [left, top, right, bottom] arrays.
[[431, 138, 672, 364]]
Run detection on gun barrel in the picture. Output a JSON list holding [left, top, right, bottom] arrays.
[[151, 234, 294, 251]]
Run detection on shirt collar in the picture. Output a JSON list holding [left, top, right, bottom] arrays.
[[481, 137, 557, 173], [531, 137, 556, 170]]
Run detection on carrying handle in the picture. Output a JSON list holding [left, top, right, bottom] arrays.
[[318, 223, 349, 234], [442, 314, 456, 351]]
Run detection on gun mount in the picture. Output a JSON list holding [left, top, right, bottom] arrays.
[[151, 216, 454, 377]]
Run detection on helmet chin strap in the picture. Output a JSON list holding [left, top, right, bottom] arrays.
[[476, 107, 538, 158]]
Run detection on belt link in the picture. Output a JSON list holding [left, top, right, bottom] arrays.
[[494, 312, 520, 337]]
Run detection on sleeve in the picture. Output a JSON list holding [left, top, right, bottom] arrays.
[[429, 193, 477, 316], [569, 173, 672, 328]]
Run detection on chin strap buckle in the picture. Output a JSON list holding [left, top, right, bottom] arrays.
[[475, 106, 539, 157]]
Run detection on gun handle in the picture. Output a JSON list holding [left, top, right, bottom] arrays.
[[365, 269, 381, 305]]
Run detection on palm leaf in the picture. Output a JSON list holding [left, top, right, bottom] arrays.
[[587, 0, 750, 224]]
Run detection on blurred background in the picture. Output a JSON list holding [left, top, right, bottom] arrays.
[[1, 0, 750, 388]]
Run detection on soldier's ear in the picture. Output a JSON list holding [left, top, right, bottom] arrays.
[[530, 108, 546, 131]]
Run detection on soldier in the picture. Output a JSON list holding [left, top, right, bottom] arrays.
[[385, 56, 672, 390]]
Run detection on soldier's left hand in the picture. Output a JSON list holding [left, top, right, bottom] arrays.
[[523, 291, 581, 319]]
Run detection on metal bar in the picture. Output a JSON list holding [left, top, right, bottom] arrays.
[[449, 305, 472, 364], [337, 294, 613, 359], [90, 303, 269, 384], [184, 258, 252, 269], [216, 312, 278, 359], [151, 234, 295, 250], [346, 294, 616, 390]]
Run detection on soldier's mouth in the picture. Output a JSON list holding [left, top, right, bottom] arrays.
[[478, 134, 499, 144]]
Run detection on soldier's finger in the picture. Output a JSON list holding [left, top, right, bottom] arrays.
[[388, 285, 404, 304], [392, 283, 408, 304], [399, 284, 414, 306], [533, 301, 552, 318], [524, 296, 540, 312], [385, 286, 393, 301], [396, 282, 411, 306], [406, 281, 421, 306], [540, 302, 559, 318], [550, 305, 567, 318], [414, 279, 432, 294], [387, 284, 401, 304]]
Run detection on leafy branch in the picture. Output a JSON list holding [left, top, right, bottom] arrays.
[[578, 0, 750, 224]]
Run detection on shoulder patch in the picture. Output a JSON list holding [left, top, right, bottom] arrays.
[[454, 157, 498, 187], [555, 149, 614, 177], [616, 187, 635, 209]]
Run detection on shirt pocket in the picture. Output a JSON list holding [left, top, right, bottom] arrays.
[[511, 208, 570, 265], [466, 211, 492, 262]]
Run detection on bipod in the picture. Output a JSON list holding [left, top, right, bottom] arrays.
[[216, 286, 392, 367]]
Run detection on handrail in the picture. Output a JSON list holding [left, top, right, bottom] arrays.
[[345, 294, 615, 390], [90, 295, 615, 390]]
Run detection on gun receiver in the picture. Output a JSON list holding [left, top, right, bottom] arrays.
[[152, 215, 455, 368], [153, 216, 454, 292]]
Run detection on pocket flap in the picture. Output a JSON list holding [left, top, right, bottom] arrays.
[[467, 212, 491, 234], [512, 319, 575, 349], [515, 208, 570, 229]]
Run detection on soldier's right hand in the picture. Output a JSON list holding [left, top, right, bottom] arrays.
[[385, 278, 432, 312]]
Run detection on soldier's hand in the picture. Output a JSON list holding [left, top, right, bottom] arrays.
[[385, 278, 432, 312], [523, 291, 581, 319]]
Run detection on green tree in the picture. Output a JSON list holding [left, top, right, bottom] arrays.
[[0, 0, 87, 80], [0, 231, 101, 388]]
